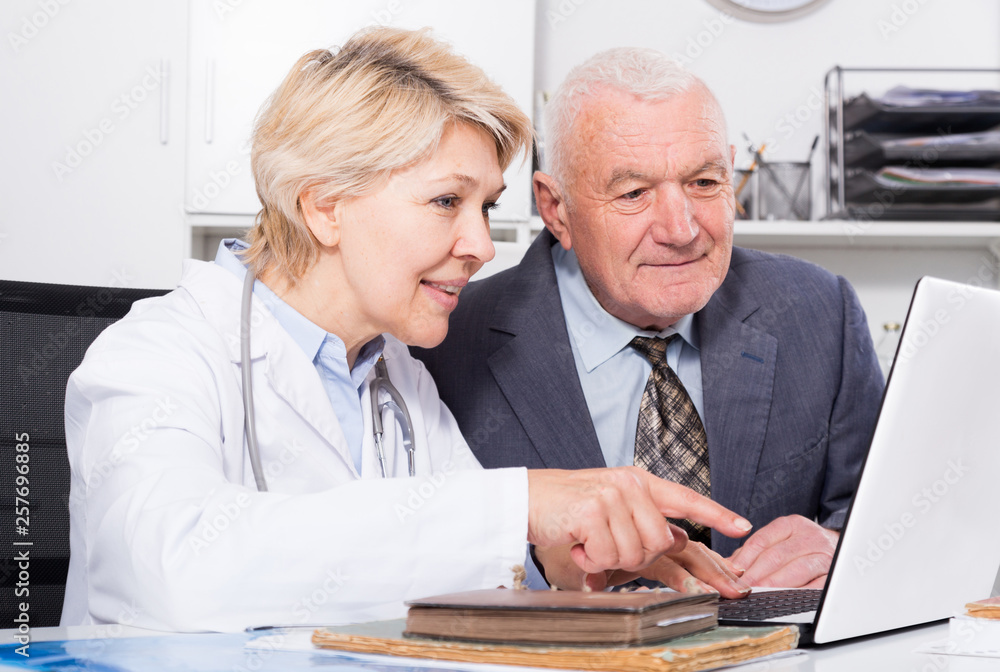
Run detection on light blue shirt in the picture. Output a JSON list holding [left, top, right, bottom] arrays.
[[551, 245, 705, 468], [217, 240, 547, 587], [214, 239, 383, 475]]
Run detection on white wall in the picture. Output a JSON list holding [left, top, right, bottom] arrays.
[[533, 0, 1000, 341], [2, 0, 998, 333], [535, 0, 1000, 167]]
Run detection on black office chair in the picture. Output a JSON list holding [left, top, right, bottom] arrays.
[[0, 280, 168, 626]]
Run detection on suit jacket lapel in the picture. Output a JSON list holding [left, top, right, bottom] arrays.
[[698, 262, 777, 528], [487, 233, 606, 469]]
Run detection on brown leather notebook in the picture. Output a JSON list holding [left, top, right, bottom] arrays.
[[403, 588, 718, 645]]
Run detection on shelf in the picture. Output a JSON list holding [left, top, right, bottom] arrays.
[[187, 215, 1000, 259], [735, 220, 1000, 251], [825, 67, 1000, 221]]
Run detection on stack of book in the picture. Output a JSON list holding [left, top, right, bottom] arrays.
[[312, 589, 799, 672]]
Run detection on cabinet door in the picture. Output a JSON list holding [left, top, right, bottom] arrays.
[[186, 1, 536, 223], [0, 0, 188, 288]]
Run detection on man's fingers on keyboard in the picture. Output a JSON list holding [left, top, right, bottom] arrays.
[[804, 574, 828, 589], [748, 551, 830, 588]]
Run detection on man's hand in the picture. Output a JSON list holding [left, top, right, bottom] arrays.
[[535, 541, 751, 598], [632, 543, 752, 598], [527, 466, 752, 576], [728, 515, 839, 588]]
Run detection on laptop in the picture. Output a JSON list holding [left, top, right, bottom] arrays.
[[717, 276, 1000, 645]]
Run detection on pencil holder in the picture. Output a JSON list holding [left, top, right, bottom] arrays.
[[734, 168, 759, 220], [757, 161, 811, 220]]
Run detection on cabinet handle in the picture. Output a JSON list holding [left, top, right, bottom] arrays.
[[205, 59, 215, 144], [159, 59, 170, 145]]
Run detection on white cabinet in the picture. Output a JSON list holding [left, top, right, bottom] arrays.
[[1, 1, 535, 288], [184, 0, 536, 223], [0, 0, 188, 288]]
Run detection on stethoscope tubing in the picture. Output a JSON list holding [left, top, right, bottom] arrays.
[[240, 269, 416, 492], [241, 271, 269, 492]]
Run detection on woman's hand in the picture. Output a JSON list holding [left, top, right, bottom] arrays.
[[526, 466, 752, 576], [534, 541, 752, 598]]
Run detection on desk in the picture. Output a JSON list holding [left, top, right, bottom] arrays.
[[0, 622, 992, 671]]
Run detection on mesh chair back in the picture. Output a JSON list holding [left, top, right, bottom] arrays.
[[0, 280, 167, 627]]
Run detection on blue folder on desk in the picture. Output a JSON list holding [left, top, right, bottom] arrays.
[[0, 631, 444, 672]]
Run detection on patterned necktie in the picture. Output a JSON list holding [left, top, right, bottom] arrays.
[[631, 335, 712, 545]]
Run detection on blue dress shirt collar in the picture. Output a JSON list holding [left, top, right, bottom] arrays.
[[551, 244, 699, 372], [213, 238, 384, 375]]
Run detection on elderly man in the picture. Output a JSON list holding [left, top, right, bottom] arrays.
[[414, 48, 883, 597]]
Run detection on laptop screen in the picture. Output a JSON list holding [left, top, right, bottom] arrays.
[[814, 276, 1000, 644]]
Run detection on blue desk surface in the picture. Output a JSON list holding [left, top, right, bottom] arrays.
[[0, 630, 468, 672], [0, 622, 981, 672]]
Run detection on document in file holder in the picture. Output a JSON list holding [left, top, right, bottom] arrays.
[[879, 85, 1000, 108], [876, 166, 1000, 187]]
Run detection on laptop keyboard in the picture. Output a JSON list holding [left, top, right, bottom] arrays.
[[718, 589, 823, 621]]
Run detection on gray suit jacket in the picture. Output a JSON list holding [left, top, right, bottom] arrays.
[[414, 232, 884, 555]]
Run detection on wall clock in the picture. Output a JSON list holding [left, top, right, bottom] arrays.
[[704, 0, 832, 22]]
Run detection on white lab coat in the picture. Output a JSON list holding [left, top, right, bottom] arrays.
[[62, 259, 528, 632]]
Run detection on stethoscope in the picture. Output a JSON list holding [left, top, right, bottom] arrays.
[[240, 271, 416, 492]]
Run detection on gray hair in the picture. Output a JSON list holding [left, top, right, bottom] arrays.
[[542, 48, 703, 186]]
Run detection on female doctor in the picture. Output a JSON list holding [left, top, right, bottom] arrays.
[[61, 27, 751, 632]]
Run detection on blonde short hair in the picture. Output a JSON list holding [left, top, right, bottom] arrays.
[[243, 26, 533, 282]]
